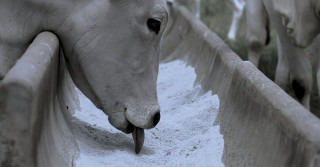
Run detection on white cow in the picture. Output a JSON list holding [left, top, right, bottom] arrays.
[[0, 0, 169, 153], [245, 0, 270, 66], [168, 0, 201, 18], [268, 0, 320, 48], [245, 0, 320, 109], [225, 0, 246, 41], [264, 0, 320, 109], [260, 0, 320, 110]]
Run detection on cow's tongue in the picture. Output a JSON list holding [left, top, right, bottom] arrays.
[[132, 126, 144, 154]]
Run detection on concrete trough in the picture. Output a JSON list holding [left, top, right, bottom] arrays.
[[0, 32, 79, 167]]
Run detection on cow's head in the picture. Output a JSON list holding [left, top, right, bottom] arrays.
[[58, 0, 168, 150], [273, 0, 320, 47]]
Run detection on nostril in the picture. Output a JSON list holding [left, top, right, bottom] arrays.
[[153, 112, 160, 127]]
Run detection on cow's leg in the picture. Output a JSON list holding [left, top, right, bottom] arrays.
[[290, 35, 320, 109], [276, 31, 313, 109], [190, 0, 200, 18], [289, 50, 312, 109], [195, 0, 200, 18], [227, 0, 245, 41], [291, 73, 312, 109], [311, 36, 320, 106], [317, 61, 320, 101], [317, 54, 320, 99], [246, 0, 269, 67], [289, 49, 312, 109], [274, 36, 289, 89]]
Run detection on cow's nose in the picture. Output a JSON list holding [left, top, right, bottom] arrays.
[[153, 111, 160, 127]]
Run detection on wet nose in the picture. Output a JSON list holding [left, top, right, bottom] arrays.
[[153, 111, 160, 127], [125, 105, 161, 129]]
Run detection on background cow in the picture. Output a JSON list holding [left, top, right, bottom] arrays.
[[243, 0, 320, 109], [253, 0, 320, 109], [268, 0, 320, 48]]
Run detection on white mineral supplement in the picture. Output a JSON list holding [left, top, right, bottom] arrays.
[[73, 60, 225, 167]]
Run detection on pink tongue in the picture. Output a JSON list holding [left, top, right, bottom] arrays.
[[132, 126, 145, 154]]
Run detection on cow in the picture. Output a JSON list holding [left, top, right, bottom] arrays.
[[168, 0, 201, 18], [245, 0, 320, 109], [225, 0, 246, 41], [245, 0, 270, 66], [245, 0, 290, 99], [262, 0, 320, 109], [0, 0, 169, 154], [266, 0, 320, 107], [266, 0, 320, 48]]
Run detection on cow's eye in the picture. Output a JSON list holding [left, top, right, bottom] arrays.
[[147, 18, 161, 35]]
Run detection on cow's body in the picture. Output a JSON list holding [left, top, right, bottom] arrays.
[[261, 0, 320, 111], [265, 0, 320, 48], [262, 0, 320, 109], [0, 0, 169, 153], [245, 0, 320, 109]]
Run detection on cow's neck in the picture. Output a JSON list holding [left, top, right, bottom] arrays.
[[0, 0, 75, 43], [0, 0, 76, 79]]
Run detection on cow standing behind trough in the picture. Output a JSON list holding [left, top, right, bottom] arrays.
[[267, 0, 320, 48], [245, 0, 320, 109], [267, 0, 320, 110], [262, 0, 320, 110]]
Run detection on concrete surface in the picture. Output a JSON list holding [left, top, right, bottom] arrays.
[[0, 32, 79, 167]]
